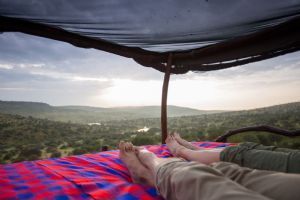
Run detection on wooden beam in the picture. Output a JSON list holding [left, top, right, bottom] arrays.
[[137, 16, 300, 73], [215, 125, 300, 143], [161, 53, 172, 144], [0, 16, 167, 63], [173, 16, 300, 66], [187, 45, 300, 72], [1, 15, 300, 74]]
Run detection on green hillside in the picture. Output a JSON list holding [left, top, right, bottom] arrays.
[[0, 101, 299, 163], [0, 100, 222, 123]]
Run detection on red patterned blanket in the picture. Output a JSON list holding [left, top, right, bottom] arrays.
[[0, 142, 232, 200]]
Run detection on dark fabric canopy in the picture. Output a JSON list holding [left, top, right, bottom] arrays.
[[1, 0, 300, 73]]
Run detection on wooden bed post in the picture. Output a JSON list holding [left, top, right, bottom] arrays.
[[161, 53, 173, 144]]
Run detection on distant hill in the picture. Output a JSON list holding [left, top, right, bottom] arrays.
[[220, 102, 300, 118], [0, 101, 300, 164], [1, 101, 299, 163], [0, 100, 222, 123]]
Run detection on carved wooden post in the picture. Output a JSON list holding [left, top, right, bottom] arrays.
[[161, 53, 172, 144]]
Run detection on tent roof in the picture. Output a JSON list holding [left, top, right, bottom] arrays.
[[1, 0, 300, 74]]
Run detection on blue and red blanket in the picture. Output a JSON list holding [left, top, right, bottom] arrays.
[[0, 142, 232, 200]]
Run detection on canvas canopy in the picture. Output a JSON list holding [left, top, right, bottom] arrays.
[[1, 0, 300, 74], [1, 0, 300, 142]]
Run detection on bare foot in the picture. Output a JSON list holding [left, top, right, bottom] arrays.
[[172, 132, 202, 150], [118, 141, 154, 185], [165, 134, 186, 156]]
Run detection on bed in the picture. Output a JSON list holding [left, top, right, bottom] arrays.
[[0, 142, 232, 200]]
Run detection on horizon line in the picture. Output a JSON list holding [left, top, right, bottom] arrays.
[[1, 99, 299, 112]]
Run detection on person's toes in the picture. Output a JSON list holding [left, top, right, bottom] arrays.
[[166, 135, 185, 156], [165, 133, 172, 143], [171, 135, 176, 141], [119, 141, 126, 151], [165, 136, 171, 147], [124, 142, 130, 152], [169, 135, 176, 143], [174, 132, 180, 140], [128, 142, 134, 151]]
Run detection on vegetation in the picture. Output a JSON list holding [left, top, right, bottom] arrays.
[[0, 100, 222, 123], [0, 102, 299, 164]]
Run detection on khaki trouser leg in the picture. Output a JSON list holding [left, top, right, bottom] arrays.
[[220, 142, 300, 173], [212, 162, 300, 200], [155, 160, 270, 200]]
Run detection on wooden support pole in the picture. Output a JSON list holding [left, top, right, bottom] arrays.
[[161, 53, 172, 144], [215, 125, 300, 143]]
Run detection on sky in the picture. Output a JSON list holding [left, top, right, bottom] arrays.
[[0, 32, 299, 111], [1, 1, 300, 110]]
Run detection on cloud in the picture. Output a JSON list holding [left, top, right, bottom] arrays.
[[28, 69, 110, 82], [0, 64, 13, 69], [0, 62, 46, 70], [0, 70, 114, 106], [0, 87, 34, 91], [0, 28, 300, 109], [96, 59, 300, 109], [0, 32, 162, 80]]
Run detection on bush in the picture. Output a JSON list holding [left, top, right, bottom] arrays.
[[132, 135, 155, 146], [51, 151, 62, 158]]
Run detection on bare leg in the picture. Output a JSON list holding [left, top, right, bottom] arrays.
[[136, 147, 180, 177], [166, 134, 222, 165], [136, 147, 269, 200], [118, 141, 154, 186], [172, 132, 203, 150]]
